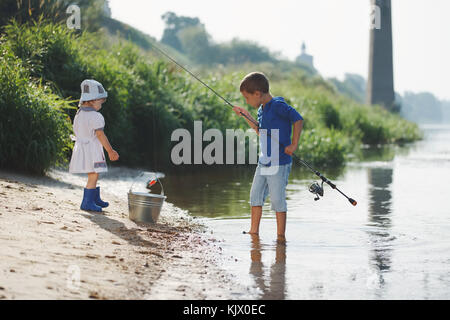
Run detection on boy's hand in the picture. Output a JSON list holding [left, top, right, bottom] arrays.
[[284, 143, 298, 156], [233, 106, 249, 117], [108, 149, 119, 161]]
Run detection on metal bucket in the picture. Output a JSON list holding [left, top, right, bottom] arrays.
[[128, 172, 166, 223]]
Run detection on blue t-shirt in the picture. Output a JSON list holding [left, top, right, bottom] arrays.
[[257, 97, 303, 166]]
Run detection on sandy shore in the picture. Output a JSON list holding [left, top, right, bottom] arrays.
[[0, 169, 244, 300]]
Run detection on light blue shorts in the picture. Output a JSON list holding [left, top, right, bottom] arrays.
[[249, 162, 292, 212]]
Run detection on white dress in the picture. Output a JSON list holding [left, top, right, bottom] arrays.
[[69, 107, 108, 173]]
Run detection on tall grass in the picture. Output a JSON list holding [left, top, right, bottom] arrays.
[[0, 42, 73, 174]]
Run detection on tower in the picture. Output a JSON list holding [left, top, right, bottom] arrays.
[[295, 41, 314, 69], [367, 0, 395, 110]]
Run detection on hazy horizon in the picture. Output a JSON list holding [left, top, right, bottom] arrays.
[[109, 0, 450, 101]]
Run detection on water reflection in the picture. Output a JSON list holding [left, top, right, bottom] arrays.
[[248, 234, 287, 300], [162, 166, 255, 217], [367, 167, 394, 291], [162, 164, 346, 218]]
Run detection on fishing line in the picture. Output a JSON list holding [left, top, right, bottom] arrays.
[[148, 41, 357, 206], [150, 44, 234, 108]]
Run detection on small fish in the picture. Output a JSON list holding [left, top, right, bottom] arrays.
[[146, 179, 157, 189]]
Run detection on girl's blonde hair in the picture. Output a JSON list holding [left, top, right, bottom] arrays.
[[78, 99, 102, 108], [79, 100, 89, 107]]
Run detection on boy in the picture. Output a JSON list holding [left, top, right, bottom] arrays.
[[233, 72, 303, 242]]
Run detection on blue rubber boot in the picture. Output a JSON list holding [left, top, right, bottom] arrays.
[[80, 188, 102, 212], [94, 187, 109, 208]]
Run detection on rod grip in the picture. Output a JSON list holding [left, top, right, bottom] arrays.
[[349, 198, 357, 206]]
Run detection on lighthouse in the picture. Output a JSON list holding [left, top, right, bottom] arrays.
[[295, 41, 314, 70]]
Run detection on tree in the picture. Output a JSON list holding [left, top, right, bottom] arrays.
[[160, 11, 277, 66], [401, 91, 443, 123], [217, 38, 275, 65], [160, 11, 201, 53], [177, 25, 215, 64], [329, 73, 366, 103]]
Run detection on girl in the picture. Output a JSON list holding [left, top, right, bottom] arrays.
[[69, 79, 119, 212]]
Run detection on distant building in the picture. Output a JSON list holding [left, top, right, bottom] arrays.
[[295, 42, 314, 69]]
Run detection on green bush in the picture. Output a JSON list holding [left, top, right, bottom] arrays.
[[0, 46, 72, 174], [339, 102, 422, 145], [315, 101, 342, 130], [297, 129, 350, 167], [2, 21, 196, 169]]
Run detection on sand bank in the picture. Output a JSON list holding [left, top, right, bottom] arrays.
[[0, 169, 244, 300]]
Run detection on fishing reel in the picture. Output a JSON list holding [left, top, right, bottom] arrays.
[[309, 181, 324, 201]]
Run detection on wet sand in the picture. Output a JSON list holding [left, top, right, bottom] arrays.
[[0, 169, 244, 300]]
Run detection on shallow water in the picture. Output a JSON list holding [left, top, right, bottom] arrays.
[[163, 124, 450, 299], [52, 124, 450, 299]]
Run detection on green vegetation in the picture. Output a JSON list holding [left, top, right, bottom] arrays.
[[0, 11, 422, 174], [271, 74, 422, 166], [0, 38, 73, 174], [329, 73, 450, 124]]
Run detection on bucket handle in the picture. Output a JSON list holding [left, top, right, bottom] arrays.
[[129, 171, 165, 196]]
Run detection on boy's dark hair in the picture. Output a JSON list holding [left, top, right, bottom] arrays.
[[240, 72, 269, 94]]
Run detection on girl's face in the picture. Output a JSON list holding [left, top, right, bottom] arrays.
[[89, 98, 106, 111]]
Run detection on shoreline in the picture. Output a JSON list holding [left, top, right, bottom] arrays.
[[0, 169, 245, 300]]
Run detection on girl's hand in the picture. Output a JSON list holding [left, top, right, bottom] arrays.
[[108, 149, 119, 161]]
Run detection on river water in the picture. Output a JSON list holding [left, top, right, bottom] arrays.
[[53, 124, 450, 299], [162, 124, 450, 299]]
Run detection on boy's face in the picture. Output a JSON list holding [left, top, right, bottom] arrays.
[[241, 90, 262, 108]]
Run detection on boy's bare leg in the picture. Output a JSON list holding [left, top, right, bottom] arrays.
[[276, 211, 287, 243], [86, 172, 99, 189], [247, 206, 262, 235]]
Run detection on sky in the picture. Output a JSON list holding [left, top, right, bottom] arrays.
[[108, 0, 450, 101]]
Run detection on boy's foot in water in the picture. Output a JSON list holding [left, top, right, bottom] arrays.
[[277, 234, 286, 244]]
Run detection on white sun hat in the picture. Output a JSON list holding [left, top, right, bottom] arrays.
[[80, 79, 108, 103]]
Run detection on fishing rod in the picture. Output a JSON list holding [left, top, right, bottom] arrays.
[[239, 115, 357, 207], [150, 44, 234, 109], [149, 42, 357, 206]]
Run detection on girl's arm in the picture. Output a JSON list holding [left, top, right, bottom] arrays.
[[95, 130, 119, 161]]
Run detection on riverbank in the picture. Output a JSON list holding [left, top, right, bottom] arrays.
[[0, 169, 244, 300]]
